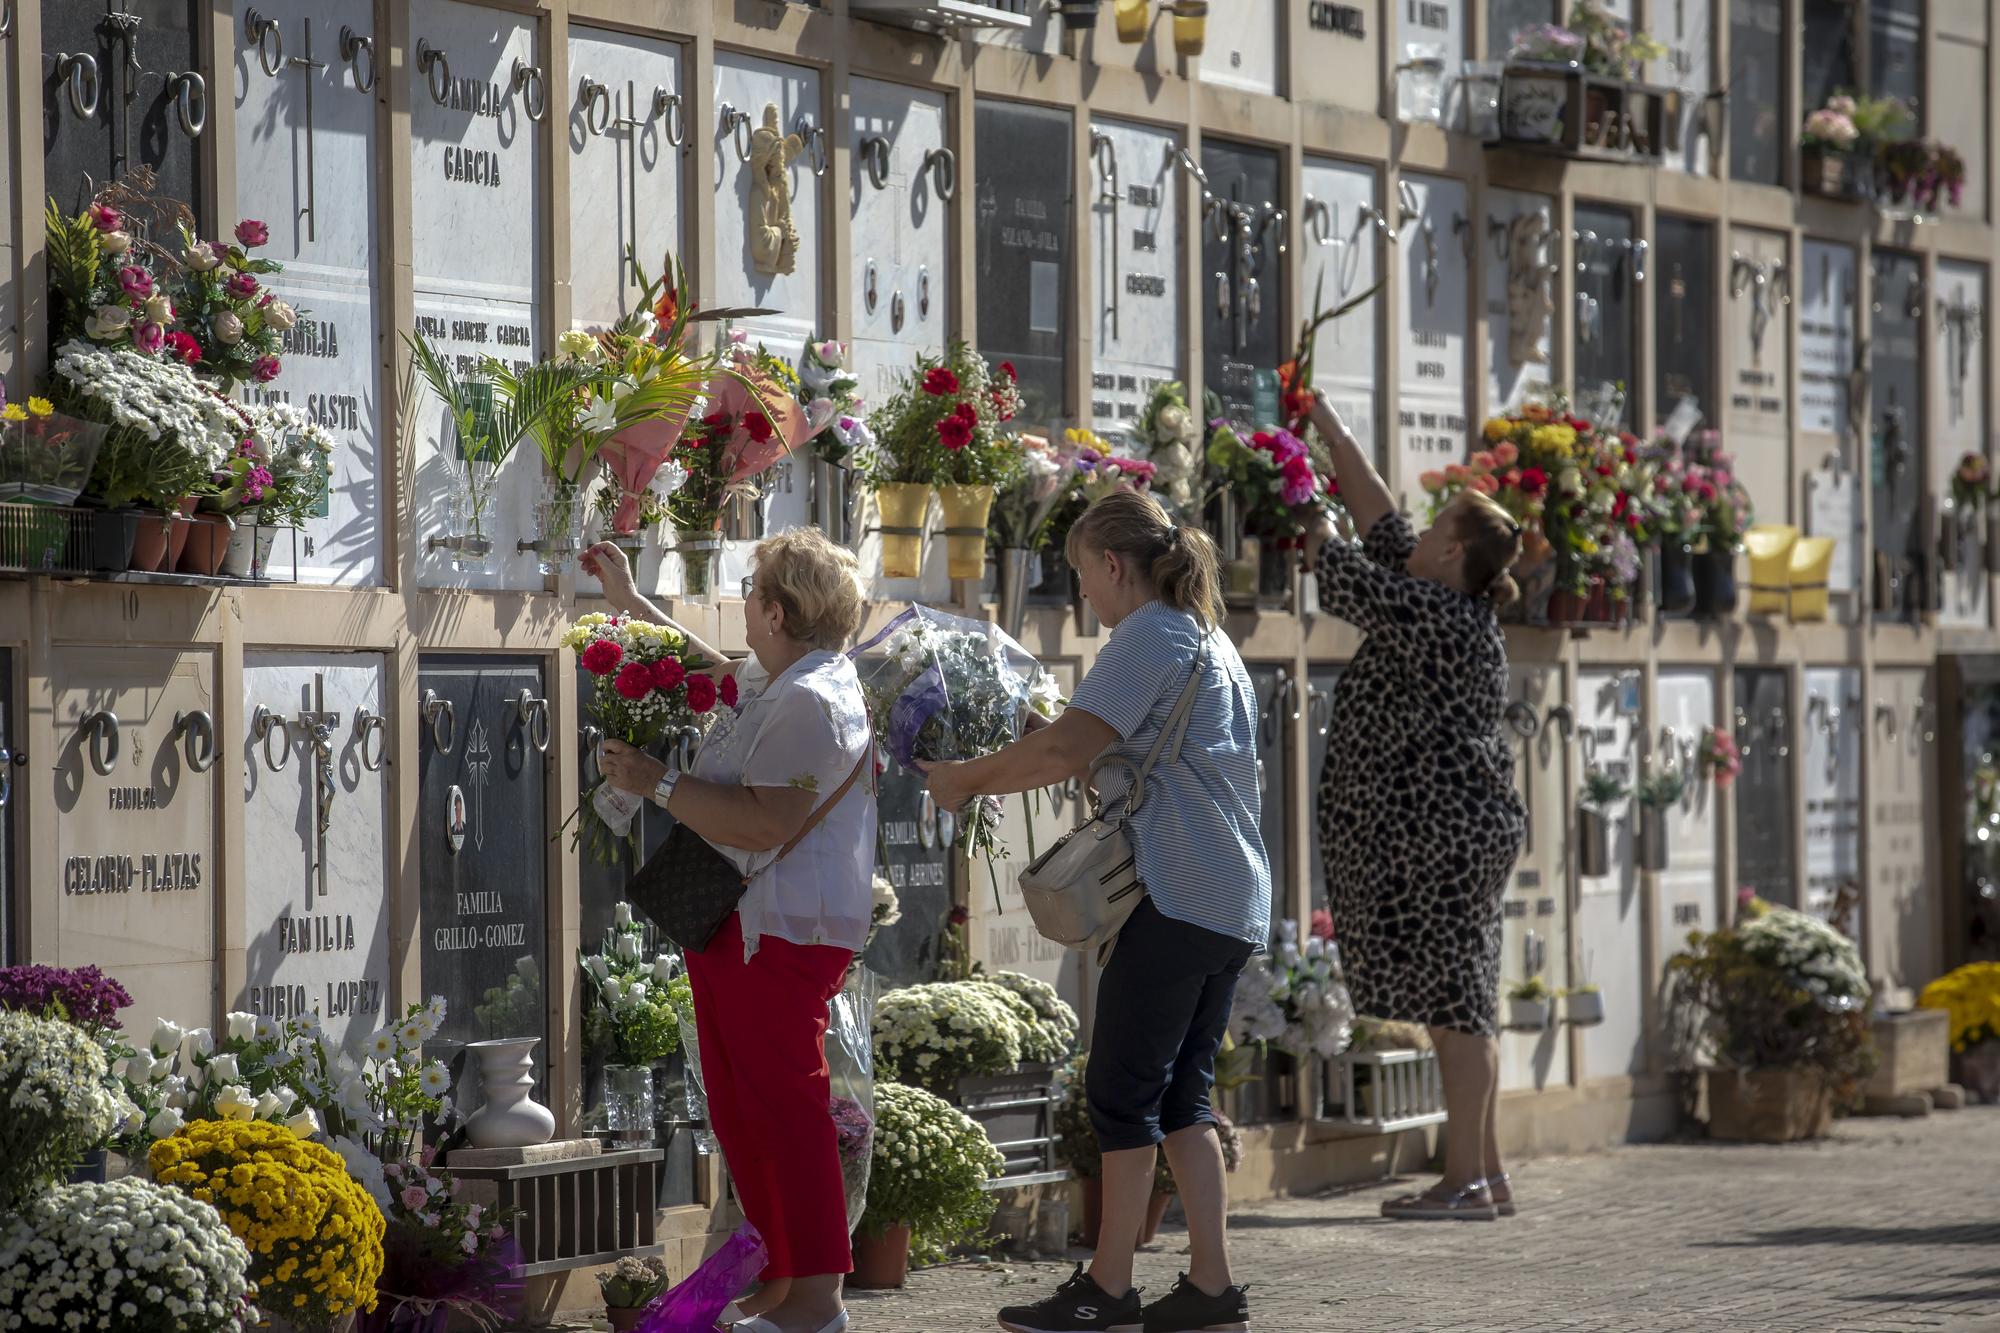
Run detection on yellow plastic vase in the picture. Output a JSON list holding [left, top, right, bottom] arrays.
[[1170, 0, 1207, 57], [1744, 524, 1799, 616], [874, 483, 931, 579], [1788, 536, 1835, 622], [934, 484, 996, 580], [1115, 0, 1149, 43]]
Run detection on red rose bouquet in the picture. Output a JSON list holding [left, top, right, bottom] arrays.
[[561, 613, 720, 862]]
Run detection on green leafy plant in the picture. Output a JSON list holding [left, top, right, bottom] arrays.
[[1507, 976, 1553, 1002], [871, 981, 1033, 1097], [597, 1255, 671, 1308], [1635, 769, 1688, 809], [1580, 768, 1629, 811], [861, 1082, 1004, 1264]]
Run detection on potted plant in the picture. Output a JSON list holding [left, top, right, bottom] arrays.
[[1562, 984, 1605, 1027], [865, 342, 1023, 579], [0, 396, 108, 571], [222, 400, 335, 580], [1681, 432, 1753, 617], [1880, 137, 1968, 214], [854, 1081, 1004, 1288], [1576, 768, 1626, 878], [1506, 977, 1554, 1031], [365, 1153, 521, 1333], [1918, 961, 2000, 1104], [1633, 768, 1686, 872], [1665, 898, 1875, 1142], [597, 1255, 671, 1332]]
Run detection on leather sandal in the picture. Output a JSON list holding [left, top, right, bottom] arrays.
[[1488, 1171, 1517, 1217], [1380, 1180, 1499, 1221]]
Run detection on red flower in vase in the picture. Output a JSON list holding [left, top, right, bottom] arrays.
[[581, 641, 623, 676]]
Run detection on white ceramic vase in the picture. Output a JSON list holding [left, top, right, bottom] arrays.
[[464, 1036, 556, 1148]]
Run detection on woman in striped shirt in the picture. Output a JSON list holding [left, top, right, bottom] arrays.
[[923, 490, 1268, 1333]]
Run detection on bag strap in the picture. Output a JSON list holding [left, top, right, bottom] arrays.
[[1092, 639, 1209, 819], [752, 729, 874, 884]]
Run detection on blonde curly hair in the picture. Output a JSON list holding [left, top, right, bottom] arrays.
[[751, 527, 866, 650]]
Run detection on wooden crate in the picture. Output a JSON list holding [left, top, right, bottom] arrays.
[[1317, 1049, 1448, 1135]]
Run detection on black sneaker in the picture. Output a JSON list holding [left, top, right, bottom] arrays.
[[996, 1263, 1144, 1333], [1138, 1273, 1251, 1332]]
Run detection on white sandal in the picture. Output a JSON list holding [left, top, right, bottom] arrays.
[[1380, 1181, 1499, 1222]]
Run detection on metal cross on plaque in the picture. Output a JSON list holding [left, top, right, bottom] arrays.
[[1938, 294, 1983, 424], [245, 11, 330, 241], [293, 673, 343, 899]]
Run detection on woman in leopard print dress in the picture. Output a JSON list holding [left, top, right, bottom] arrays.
[[1300, 393, 1528, 1223]]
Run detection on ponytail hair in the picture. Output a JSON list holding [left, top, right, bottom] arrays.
[[1066, 489, 1225, 629], [1451, 490, 1525, 609]]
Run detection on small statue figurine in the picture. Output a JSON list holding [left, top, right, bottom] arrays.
[[749, 103, 804, 277], [1505, 211, 1553, 367]]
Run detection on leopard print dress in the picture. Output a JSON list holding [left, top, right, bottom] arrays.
[[1314, 512, 1527, 1037]]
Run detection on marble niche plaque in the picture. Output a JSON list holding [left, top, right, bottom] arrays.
[[1933, 259, 1988, 628], [1801, 667, 1862, 925], [240, 654, 392, 1057], [1574, 668, 1643, 1080], [1301, 158, 1381, 459], [1798, 240, 1858, 441], [1725, 228, 1791, 525], [1498, 664, 1571, 1095], [1654, 217, 1716, 427], [1932, 23, 1989, 217], [863, 759, 954, 989], [417, 656, 550, 1103], [1198, 0, 1282, 97], [1867, 667, 1939, 991], [42, 0, 205, 215], [409, 0, 546, 592], [975, 100, 1073, 427], [1090, 119, 1181, 444], [1734, 667, 1797, 907], [1200, 141, 1284, 429], [1395, 174, 1471, 515], [1653, 669, 1720, 953], [54, 647, 217, 1033], [0, 29, 15, 397], [235, 0, 385, 587], [1482, 189, 1555, 413], [1871, 250, 1925, 620], [850, 79, 951, 405], [1299, 0, 1380, 114], [1648, 0, 1715, 174]]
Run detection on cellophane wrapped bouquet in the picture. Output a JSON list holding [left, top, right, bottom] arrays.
[[827, 974, 878, 1234], [1228, 920, 1355, 1062], [563, 613, 723, 862], [849, 606, 1063, 868]]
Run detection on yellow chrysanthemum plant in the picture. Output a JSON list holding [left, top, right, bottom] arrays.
[[1918, 961, 2000, 1053], [151, 1118, 386, 1327]]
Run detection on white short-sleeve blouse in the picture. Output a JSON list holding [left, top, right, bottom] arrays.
[[691, 649, 876, 961]]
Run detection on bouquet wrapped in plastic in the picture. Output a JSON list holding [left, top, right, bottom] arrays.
[[632, 1222, 767, 1333], [1228, 920, 1355, 1062], [849, 605, 1063, 866], [827, 973, 878, 1234]]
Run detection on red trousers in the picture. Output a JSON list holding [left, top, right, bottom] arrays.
[[685, 913, 855, 1280]]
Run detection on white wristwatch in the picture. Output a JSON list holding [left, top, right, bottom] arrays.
[[651, 766, 681, 809]]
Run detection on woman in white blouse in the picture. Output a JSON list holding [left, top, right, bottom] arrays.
[[583, 528, 872, 1333]]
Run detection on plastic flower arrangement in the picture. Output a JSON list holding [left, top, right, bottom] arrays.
[[375, 1147, 523, 1328], [1951, 451, 1991, 511], [1918, 962, 2000, 1054], [1133, 381, 1205, 520], [852, 605, 1062, 869], [561, 613, 719, 861], [870, 980, 1035, 1097], [1073, 426, 1158, 504], [151, 1118, 386, 1326], [796, 336, 871, 468], [579, 902, 694, 1066], [1204, 418, 1334, 546], [0, 1177, 258, 1333], [43, 195, 173, 352], [475, 956, 545, 1045], [1511, 1, 1667, 78], [988, 432, 1086, 551], [1801, 104, 1860, 151], [0, 962, 132, 1033], [865, 342, 1023, 488], [860, 1081, 1005, 1265], [49, 337, 235, 512], [659, 340, 808, 536], [1227, 924, 1355, 1062], [978, 970, 1080, 1065], [1881, 137, 1967, 213], [1635, 768, 1689, 810], [0, 1009, 132, 1210], [1665, 899, 1875, 1097], [1699, 725, 1742, 788], [161, 217, 291, 390], [1580, 767, 1629, 811]]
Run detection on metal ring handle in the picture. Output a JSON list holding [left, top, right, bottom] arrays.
[[1544, 703, 1574, 742], [1260, 669, 1289, 747], [797, 117, 829, 176], [354, 709, 387, 772], [1304, 196, 1334, 247], [579, 76, 611, 136], [172, 71, 207, 138], [924, 146, 956, 202], [421, 689, 456, 754], [891, 289, 905, 333], [581, 724, 603, 783], [59, 52, 100, 119], [936, 807, 957, 849], [254, 706, 292, 773], [418, 40, 450, 108], [860, 135, 891, 190], [1875, 701, 1899, 741], [864, 261, 878, 314], [658, 89, 687, 147], [1309, 686, 1333, 738], [340, 26, 376, 93], [919, 266, 930, 320], [246, 8, 284, 78], [918, 791, 938, 849], [513, 688, 551, 754], [0, 0, 12, 41], [176, 710, 217, 773], [1503, 700, 1539, 739], [82, 711, 120, 776], [1658, 725, 1680, 775], [720, 103, 752, 161], [511, 58, 547, 123]]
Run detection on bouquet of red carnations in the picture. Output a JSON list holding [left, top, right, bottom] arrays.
[[562, 613, 728, 862]]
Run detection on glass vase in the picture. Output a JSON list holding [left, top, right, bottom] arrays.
[[431, 465, 496, 574], [676, 528, 721, 602], [526, 483, 587, 575], [603, 1064, 656, 1142]]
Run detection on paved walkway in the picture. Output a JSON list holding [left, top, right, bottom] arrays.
[[561, 1107, 2000, 1332]]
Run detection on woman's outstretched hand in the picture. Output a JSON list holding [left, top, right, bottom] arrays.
[[581, 541, 636, 600], [915, 758, 976, 813]]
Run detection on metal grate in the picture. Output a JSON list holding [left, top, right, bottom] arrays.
[[0, 504, 301, 583], [0, 504, 101, 574], [446, 1148, 665, 1277], [958, 1064, 1066, 1187], [1317, 1049, 1448, 1135]]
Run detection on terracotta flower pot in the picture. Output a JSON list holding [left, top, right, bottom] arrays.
[[128, 509, 173, 571], [606, 1307, 647, 1333], [165, 510, 195, 570], [934, 483, 995, 580], [1705, 1068, 1834, 1143], [874, 483, 931, 579], [848, 1224, 911, 1289], [177, 512, 232, 576], [1546, 588, 1588, 625]]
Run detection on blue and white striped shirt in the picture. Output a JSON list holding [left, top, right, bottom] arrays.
[[1067, 601, 1271, 949]]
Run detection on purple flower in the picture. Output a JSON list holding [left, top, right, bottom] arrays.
[[0, 964, 134, 1030], [226, 272, 260, 300], [252, 355, 282, 383], [131, 322, 166, 355], [117, 266, 154, 300]]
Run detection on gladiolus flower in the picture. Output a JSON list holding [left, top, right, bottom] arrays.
[[581, 640, 623, 675], [685, 674, 718, 714], [235, 219, 270, 247]]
